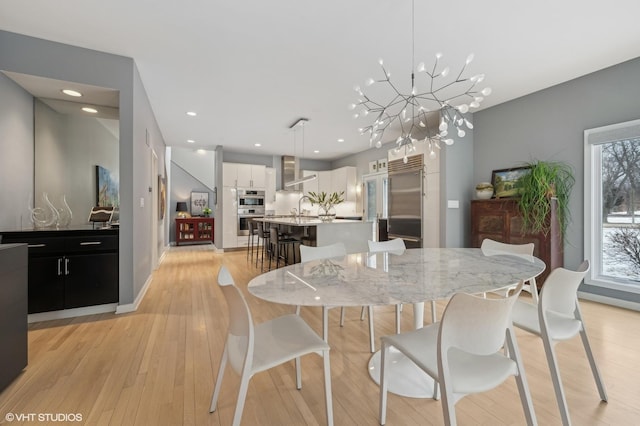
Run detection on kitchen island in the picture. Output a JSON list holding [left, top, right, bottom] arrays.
[[256, 217, 373, 255]]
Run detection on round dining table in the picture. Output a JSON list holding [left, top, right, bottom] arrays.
[[248, 247, 546, 398]]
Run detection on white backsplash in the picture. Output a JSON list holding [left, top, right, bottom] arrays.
[[273, 192, 359, 218]]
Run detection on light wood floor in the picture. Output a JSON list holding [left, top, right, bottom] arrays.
[[1, 246, 639, 425]]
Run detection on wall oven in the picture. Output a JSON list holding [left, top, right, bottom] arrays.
[[238, 189, 265, 207], [237, 207, 265, 236]]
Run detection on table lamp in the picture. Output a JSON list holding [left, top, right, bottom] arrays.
[[176, 202, 189, 218]]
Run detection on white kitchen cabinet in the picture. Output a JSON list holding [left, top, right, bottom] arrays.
[[222, 187, 238, 249], [318, 170, 332, 195], [301, 170, 319, 195], [223, 162, 266, 188], [265, 167, 276, 205], [331, 166, 357, 202]]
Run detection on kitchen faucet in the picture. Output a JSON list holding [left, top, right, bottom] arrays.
[[298, 195, 311, 219]]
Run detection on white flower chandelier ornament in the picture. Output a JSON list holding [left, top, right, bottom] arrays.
[[350, 1, 491, 163], [351, 53, 491, 163]]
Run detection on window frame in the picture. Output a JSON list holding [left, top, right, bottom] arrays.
[[584, 118, 640, 294]]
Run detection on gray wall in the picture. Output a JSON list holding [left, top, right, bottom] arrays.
[[0, 30, 167, 306], [0, 73, 33, 231], [473, 56, 640, 303]]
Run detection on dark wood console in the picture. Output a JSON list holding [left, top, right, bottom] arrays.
[[470, 198, 563, 286], [0, 229, 119, 313]]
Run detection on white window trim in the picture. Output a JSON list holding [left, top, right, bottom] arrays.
[[584, 119, 640, 294]]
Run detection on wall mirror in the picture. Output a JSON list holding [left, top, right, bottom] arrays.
[[2, 71, 120, 228]]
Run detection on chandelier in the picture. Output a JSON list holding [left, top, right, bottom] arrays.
[[350, 1, 491, 162]]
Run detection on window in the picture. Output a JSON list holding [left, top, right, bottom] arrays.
[[585, 119, 640, 293]]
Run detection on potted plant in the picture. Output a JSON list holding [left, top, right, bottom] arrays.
[[202, 207, 212, 217], [517, 160, 575, 237], [307, 191, 345, 222]]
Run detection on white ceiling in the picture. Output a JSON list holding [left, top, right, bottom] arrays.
[[2, 0, 640, 160]]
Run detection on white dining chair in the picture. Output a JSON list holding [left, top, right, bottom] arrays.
[[511, 261, 607, 426], [379, 281, 537, 426], [481, 238, 539, 303], [210, 266, 333, 426], [298, 243, 379, 352], [368, 239, 438, 330]]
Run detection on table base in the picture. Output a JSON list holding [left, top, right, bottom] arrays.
[[368, 347, 435, 399]]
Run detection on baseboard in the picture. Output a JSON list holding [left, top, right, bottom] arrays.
[[578, 291, 640, 312], [28, 303, 118, 323], [115, 272, 153, 314]]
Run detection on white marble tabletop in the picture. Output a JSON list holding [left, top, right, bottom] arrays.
[[248, 248, 546, 307]]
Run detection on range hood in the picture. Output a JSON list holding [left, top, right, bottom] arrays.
[[281, 155, 317, 191]]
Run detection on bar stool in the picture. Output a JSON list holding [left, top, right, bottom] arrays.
[[255, 221, 270, 269], [268, 227, 300, 270], [246, 220, 258, 260]]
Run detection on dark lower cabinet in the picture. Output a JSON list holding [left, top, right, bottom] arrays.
[[0, 244, 28, 392], [0, 229, 119, 314], [64, 252, 118, 309]]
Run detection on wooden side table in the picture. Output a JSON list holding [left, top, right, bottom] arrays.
[[176, 217, 214, 246]]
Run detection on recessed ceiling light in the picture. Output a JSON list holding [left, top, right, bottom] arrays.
[[82, 107, 98, 113], [314, 150, 320, 153], [337, 138, 344, 142], [187, 139, 195, 143], [254, 143, 261, 147], [186, 111, 197, 116], [62, 89, 82, 97]]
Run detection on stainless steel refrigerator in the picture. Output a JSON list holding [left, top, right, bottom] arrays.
[[388, 166, 423, 248]]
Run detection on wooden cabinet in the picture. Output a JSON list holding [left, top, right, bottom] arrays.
[[470, 198, 562, 286], [223, 162, 265, 188], [0, 230, 119, 314], [175, 218, 214, 245]]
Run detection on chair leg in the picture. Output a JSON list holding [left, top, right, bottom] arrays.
[[506, 328, 537, 426], [379, 342, 389, 425], [430, 300, 437, 324], [295, 305, 301, 315], [529, 278, 539, 304], [579, 327, 608, 401], [395, 304, 401, 334], [295, 356, 302, 390], [323, 306, 329, 342], [210, 346, 228, 412], [368, 305, 375, 353], [232, 373, 251, 426], [322, 349, 334, 426], [339, 307, 345, 327], [360, 306, 366, 321], [541, 333, 572, 426]]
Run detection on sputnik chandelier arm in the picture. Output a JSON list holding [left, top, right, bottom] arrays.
[[351, 53, 491, 162]]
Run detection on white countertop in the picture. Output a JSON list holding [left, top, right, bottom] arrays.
[[257, 217, 366, 226]]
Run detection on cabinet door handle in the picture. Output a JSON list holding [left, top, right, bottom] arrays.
[[58, 258, 62, 276], [80, 241, 102, 246], [28, 243, 46, 248], [65, 258, 70, 275]]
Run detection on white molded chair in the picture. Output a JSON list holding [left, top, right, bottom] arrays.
[[298, 243, 379, 352], [481, 238, 539, 303], [210, 266, 333, 426], [380, 281, 536, 426], [511, 261, 607, 425], [368, 239, 438, 329]]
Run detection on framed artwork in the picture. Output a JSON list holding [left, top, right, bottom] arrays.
[[190, 191, 209, 216], [96, 165, 119, 207], [491, 166, 531, 198], [158, 175, 166, 220]]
